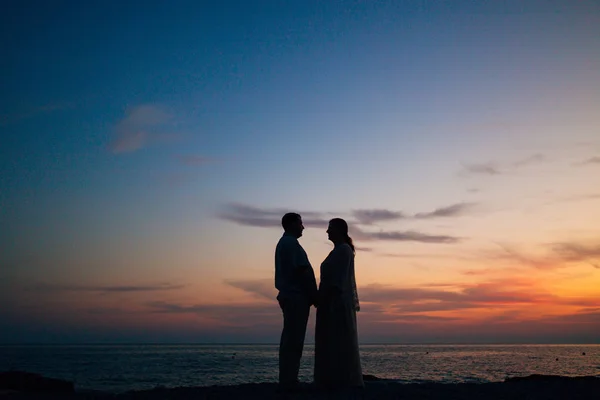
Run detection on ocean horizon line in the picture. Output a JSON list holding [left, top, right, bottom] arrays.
[[2, 342, 599, 346]]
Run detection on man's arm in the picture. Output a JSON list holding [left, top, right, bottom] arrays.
[[278, 239, 309, 272], [291, 242, 311, 272], [294, 244, 318, 305]]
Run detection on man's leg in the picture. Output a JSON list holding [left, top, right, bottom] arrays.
[[278, 298, 310, 387]]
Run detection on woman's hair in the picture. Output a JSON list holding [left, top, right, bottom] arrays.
[[329, 218, 355, 254]]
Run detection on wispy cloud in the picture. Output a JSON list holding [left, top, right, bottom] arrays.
[[461, 268, 497, 276], [379, 253, 476, 262], [110, 131, 148, 153], [219, 203, 330, 228], [139, 297, 600, 342], [145, 301, 281, 330], [461, 162, 502, 176], [355, 246, 373, 252], [220, 203, 463, 243], [222, 203, 476, 229], [414, 203, 475, 219], [352, 209, 405, 224], [35, 283, 185, 293], [577, 156, 600, 166], [460, 153, 547, 176], [491, 243, 554, 269], [491, 241, 600, 270], [108, 105, 171, 154], [353, 203, 476, 224], [513, 153, 547, 168], [224, 279, 276, 300], [80, 307, 141, 315], [351, 226, 462, 244], [353, 204, 475, 224], [146, 278, 596, 336], [552, 193, 600, 204], [359, 279, 566, 314], [551, 242, 600, 263], [14, 278, 598, 343]]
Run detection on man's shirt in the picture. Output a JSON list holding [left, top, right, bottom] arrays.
[[275, 232, 316, 301]]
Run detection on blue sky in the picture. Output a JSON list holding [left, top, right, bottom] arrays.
[[1, 0, 600, 343]]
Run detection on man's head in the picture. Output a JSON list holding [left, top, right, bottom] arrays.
[[282, 212, 304, 238]]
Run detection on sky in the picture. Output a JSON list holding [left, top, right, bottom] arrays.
[[1, 0, 599, 344]]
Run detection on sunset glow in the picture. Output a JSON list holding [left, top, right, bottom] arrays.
[[1, 1, 599, 344]]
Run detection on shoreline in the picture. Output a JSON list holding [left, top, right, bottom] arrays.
[[2, 372, 600, 399]]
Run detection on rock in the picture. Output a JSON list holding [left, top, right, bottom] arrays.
[[504, 374, 600, 383], [116, 378, 600, 400], [362, 374, 383, 381], [0, 371, 74, 393]]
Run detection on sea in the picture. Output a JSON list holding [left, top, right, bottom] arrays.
[[1, 344, 599, 393]]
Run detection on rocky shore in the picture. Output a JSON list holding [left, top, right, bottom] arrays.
[[2, 371, 599, 399]]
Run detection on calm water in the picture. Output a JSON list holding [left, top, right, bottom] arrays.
[[1, 344, 599, 393]]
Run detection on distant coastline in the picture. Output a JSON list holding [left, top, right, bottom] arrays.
[[3, 342, 600, 346]]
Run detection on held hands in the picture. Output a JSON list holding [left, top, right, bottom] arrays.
[[317, 286, 342, 305]]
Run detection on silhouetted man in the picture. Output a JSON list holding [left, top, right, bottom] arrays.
[[275, 212, 318, 390]]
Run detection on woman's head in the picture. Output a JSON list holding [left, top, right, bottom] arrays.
[[327, 218, 355, 253]]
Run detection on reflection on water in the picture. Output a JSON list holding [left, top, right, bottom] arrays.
[[1, 344, 599, 393]]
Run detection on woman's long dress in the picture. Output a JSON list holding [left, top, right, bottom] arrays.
[[314, 243, 364, 388]]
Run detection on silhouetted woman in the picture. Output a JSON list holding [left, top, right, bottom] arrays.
[[314, 218, 364, 389]]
